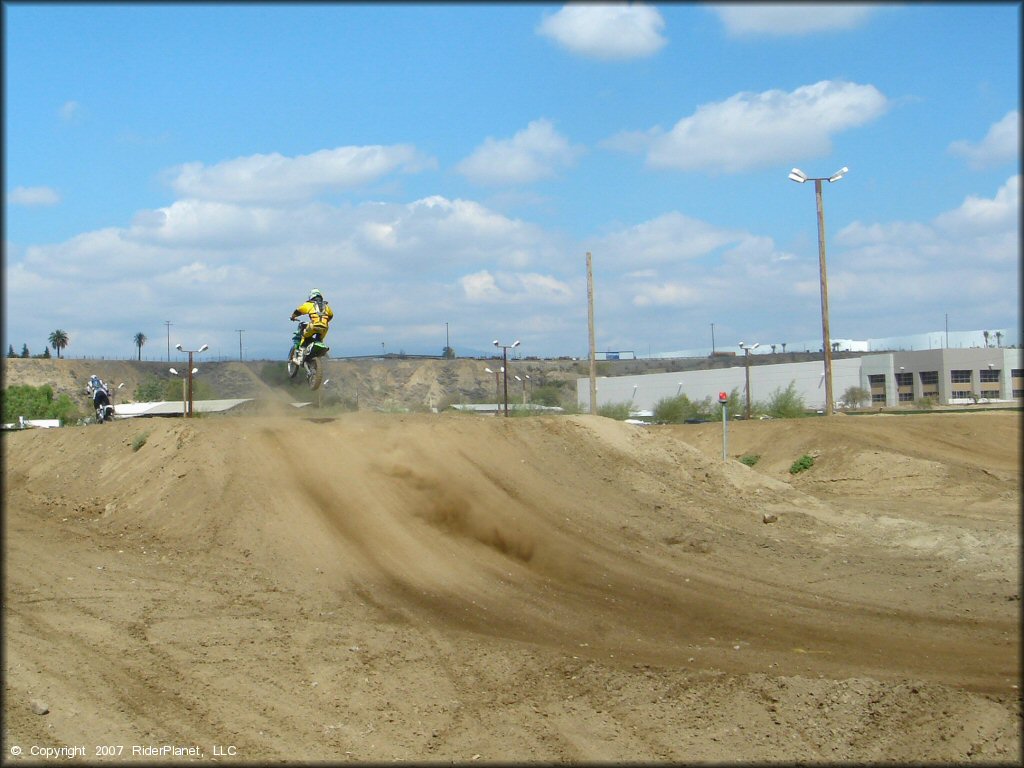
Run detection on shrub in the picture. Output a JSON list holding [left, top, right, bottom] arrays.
[[739, 454, 760, 467], [131, 432, 149, 452], [763, 382, 807, 419], [789, 454, 815, 474], [598, 401, 631, 420], [530, 384, 565, 408], [134, 376, 165, 402], [914, 396, 935, 410], [2, 384, 82, 423]]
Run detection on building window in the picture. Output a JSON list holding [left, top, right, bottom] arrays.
[[1014, 389, 1024, 398], [951, 390, 973, 399], [895, 372, 913, 387], [980, 369, 1000, 383], [980, 389, 1000, 399], [950, 370, 972, 384], [1012, 369, 1023, 379], [919, 370, 938, 385], [872, 393, 886, 403], [898, 392, 914, 402]]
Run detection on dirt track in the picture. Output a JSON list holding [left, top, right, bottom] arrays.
[[3, 409, 1020, 763]]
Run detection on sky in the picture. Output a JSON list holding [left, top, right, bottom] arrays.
[[3, 2, 1020, 362]]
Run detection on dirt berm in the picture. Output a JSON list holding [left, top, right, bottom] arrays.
[[3, 409, 1020, 763]]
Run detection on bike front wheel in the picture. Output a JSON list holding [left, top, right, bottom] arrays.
[[306, 357, 324, 390]]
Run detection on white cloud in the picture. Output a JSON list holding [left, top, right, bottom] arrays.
[[167, 145, 436, 203], [947, 111, 1020, 170], [589, 212, 746, 264], [456, 119, 585, 186], [458, 270, 572, 305], [709, 4, 877, 37], [537, 3, 666, 60], [59, 100, 80, 121], [613, 81, 888, 173], [8, 186, 60, 206]]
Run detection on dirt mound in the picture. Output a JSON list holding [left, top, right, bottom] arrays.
[[3, 411, 1019, 762]]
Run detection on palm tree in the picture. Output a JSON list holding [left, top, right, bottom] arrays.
[[983, 330, 990, 347], [995, 331, 1003, 348], [134, 332, 147, 361], [48, 329, 69, 359]]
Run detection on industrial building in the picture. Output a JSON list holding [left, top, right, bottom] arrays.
[[577, 347, 1022, 413]]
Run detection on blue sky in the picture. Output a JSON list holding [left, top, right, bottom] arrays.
[[4, 2, 1020, 361]]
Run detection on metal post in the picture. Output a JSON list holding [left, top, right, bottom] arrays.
[[236, 329, 244, 361], [815, 179, 834, 416], [722, 403, 728, 462], [711, 322, 716, 355], [165, 321, 171, 361]]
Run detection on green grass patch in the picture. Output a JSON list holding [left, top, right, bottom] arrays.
[[739, 454, 760, 467], [131, 432, 150, 452], [789, 454, 814, 474]]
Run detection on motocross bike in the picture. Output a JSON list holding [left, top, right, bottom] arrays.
[[287, 321, 328, 390], [93, 390, 115, 423]]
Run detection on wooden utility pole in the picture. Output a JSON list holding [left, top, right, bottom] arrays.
[[586, 252, 597, 414], [815, 178, 834, 416]]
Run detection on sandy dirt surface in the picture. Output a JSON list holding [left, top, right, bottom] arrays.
[[2, 408, 1020, 763]]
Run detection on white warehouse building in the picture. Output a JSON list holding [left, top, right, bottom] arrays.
[[577, 347, 1022, 413]]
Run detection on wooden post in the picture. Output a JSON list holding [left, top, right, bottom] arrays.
[[815, 179, 834, 416], [586, 252, 597, 414]]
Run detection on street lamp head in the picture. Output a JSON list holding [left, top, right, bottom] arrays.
[[485, 367, 494, 374], [493, 339, 499, 347], [751, 343, 760, 350], [198, 344, 209, 353], [175, 343, 183, 351], [788, 168, 808, 183], [191, 368, 198, 375], [828, 166, 849, 183], [512, 340, 520, 348], [169, 368, 179, 375]]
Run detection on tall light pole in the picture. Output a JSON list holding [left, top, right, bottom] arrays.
[[492, 339, 520, 417], [169, 367, 198, 416], [484, 367, 504, 406], [174, 343, 208, 417], [710, 322, 716, 356], [165, 321, 172, 362], [235, 329, 244, 361], [739, 342, 759, 419], [789, 165, 847, 416], [515, 374, 531, 405]]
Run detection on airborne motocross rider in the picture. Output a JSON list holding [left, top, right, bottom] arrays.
[[290, 288, 334, 362]]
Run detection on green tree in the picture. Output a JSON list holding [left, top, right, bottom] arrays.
[[442, 346, 455, 359], [134, 332, 147, 361], [7, 345, 15, 358], [39, 347, 51, 359], [20, 344, 30, 358], [48, 329, 69, 359], [840, 385, 870, 409]]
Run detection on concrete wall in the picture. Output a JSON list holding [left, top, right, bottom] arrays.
[[578, 358, 863, 413]]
